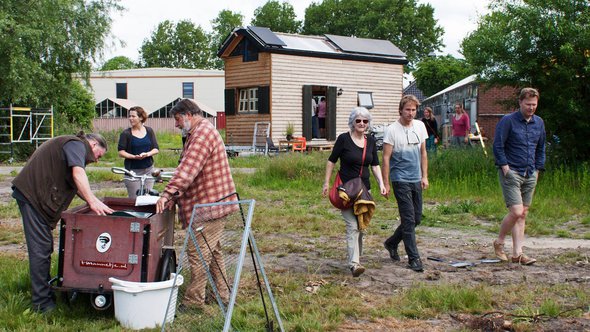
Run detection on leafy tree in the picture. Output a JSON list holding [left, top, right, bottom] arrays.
[[462, 0, 590, 162], [0, 0, 120, 124], [251, 0, 302, 33], [55, 81, 96, 133], [413, 55, 473, 97], [140, 20, 212, 69], [303, 0, 443, 70], [100, 56, 137, 71], [210, 10, 244, 69]]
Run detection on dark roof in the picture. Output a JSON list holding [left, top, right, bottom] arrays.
[[403, 81, 425, 101], [218, 26, 408, 65]]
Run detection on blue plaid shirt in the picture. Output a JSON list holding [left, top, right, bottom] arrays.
[[493, 110, 546, 177]]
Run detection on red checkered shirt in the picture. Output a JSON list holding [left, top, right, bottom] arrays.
[[162, 118, 238, 228]]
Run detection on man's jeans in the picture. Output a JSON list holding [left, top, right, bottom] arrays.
[[384, 181, 422, 261]]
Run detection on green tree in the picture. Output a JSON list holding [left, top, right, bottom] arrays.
[[55, 81, 96, 133], [100, 56, 137, 71], [139, 20, 212, 68], [0, 0, 120, 124], [413, 55, 473, 97], [462, 0, 590, 162], [251, 0, 302, 33], [210, 10, 244, 69], [303, 0, 443, 70]]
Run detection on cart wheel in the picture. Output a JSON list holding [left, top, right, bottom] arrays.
[[158, 249, 177, 281], [91, 293, 112, 310]]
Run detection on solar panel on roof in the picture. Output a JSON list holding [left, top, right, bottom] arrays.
[[248, 26, 286, 47], [325, 34, 406, 57], [278, 34, 336, 53]]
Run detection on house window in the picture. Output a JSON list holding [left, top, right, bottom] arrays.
[[238, 88, 258, 113], [116, 83, 127, 99], [230, 39, 259, 62], [182, 82, 194, 99], [358, 92, 374, 109]]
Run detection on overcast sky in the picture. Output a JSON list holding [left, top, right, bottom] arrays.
[[101, 0, 491, 65]]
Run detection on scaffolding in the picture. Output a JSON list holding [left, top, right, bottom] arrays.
[[0, 105, 53, 163]]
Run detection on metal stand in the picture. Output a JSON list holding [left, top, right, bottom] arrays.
[[162, 197, 284, 332]]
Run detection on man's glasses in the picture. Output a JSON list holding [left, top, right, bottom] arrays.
[[406, 130, 420, 145], [355, 119, 369, 124]]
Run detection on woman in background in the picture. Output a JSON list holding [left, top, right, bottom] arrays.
[[451, 103, 470, 147], [421, 107, 439, 152], [118, 106, 159, 198]]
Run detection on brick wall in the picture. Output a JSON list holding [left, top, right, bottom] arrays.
[[477, 85, 519, 140]]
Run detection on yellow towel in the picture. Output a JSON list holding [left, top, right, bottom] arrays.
[[354, 199, 375, 230]]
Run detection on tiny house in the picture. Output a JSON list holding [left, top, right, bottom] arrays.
[[218, 26, 408, 145]]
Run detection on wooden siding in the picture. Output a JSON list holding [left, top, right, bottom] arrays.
[[92, 117, 216, 134], [224, 53, 271, 87], [270, 53, 402, 142], [224, 53, 272, 145], [225, 113, 271, 145]]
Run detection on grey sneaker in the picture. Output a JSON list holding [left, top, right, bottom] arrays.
[[384, 241, 400, 261], [408, 258, 424, 272]]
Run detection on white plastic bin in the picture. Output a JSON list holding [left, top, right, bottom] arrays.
[[109, 274, 184, 330]]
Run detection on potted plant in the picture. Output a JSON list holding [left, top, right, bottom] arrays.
[[285, 122, 294, 141]]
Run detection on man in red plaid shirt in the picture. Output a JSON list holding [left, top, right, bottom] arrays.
[[156, 99, 238, 310]]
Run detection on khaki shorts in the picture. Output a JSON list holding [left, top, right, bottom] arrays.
[[498, 168, 538, 207]]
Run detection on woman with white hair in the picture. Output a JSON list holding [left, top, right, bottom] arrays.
[[322, 107, 387, 277]]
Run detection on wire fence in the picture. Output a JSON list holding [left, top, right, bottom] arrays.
[[163, 198, 284, 332]]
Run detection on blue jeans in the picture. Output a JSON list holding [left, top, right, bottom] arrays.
[[312, 115, 319, 138], [384, 182, 422, 261], [451, 135, 468, 147], [426, 134, 437, 152]]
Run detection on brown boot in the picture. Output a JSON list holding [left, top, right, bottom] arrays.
[[351, 265, 365, 277], [512, 254, 536, 265], [493, 240, 508, 262]]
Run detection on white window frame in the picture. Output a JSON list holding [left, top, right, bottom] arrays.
[[358, 91, 374, 109], [239, 87, 258, 113]]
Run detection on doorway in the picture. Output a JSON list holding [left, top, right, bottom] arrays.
[[302, 85, 337, 141]]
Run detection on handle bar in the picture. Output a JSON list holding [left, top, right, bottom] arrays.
[[111, 167, 173, 182]]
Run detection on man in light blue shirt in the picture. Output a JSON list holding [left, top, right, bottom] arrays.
[[382, 95, 429, 272], [492, 87, 545, 265]]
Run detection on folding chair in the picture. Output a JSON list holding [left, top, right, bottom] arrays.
[[252, 122, 271, 155], [292, 137, 307, 152], [266, 137, 280, 156]]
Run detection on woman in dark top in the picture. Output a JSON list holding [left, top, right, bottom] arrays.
[[117, 106, 159, 198], [322, 107, 386, 277], [421, 107, 439, 152]]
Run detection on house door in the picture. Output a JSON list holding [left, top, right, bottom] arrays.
[[302, 85, 313, 140], [302, 85, 337, 141]]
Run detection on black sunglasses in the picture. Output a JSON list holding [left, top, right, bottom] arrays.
[[355, 119, 369, 124]]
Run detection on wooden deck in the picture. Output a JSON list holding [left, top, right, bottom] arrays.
[[305, 139, 334, 152]]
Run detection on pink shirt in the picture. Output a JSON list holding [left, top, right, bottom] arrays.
[[318, 100, 327, 118], [451, 113, 470, 137]]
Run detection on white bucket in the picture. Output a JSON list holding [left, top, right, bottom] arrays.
[[109, 274, 184, 330]]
